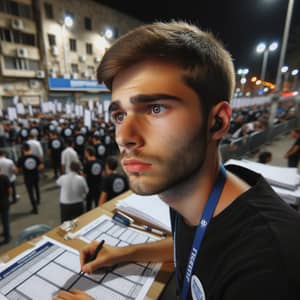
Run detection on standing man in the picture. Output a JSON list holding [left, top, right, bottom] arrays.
[[61, 138, 79, 174], [27, 132, 44, 162], [83, 147, 104, 211], [0, 173, 11, 244], [17, 143, 43, 214], [55, 22, 300, 300], [56, 161, 88, 222], [284, 128, 300, 168], [48, 130, 64, 179], [0, 150, 18, 204], [98, 156, 128, 205]]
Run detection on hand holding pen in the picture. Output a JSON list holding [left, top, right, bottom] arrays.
[[80, 240, 125, 274]]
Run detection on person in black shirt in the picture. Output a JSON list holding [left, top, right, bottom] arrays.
[[17, 143, 43, 214], [48, 130, 64, 179], [56, 21, 300, 300], [83, 147, 104, 211], [98, 156, 128, 205], [284, 128, 300, 167], [0, 173, 11, 244], [91, 135, 107, 163], [73, 127, 86, 162]]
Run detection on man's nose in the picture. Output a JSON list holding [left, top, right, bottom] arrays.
[[115, 115, 144, 152]]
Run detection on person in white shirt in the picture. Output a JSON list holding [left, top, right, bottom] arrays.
[[61, 139, 79, 174], [0, 150, 17, 203], [27, 133, 44, 161], [56, 161, 88, 222]]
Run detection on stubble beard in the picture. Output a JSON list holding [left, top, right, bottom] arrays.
[[123, 125, 208, 196]]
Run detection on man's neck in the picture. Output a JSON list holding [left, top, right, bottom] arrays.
[[159, 158, 250, 226]]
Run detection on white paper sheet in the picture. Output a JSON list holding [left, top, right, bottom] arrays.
[[116, 194, 171, 232], [0, 233, 161, 300]]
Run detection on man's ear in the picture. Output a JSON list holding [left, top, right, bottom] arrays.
[[208, 101, 231, 140]]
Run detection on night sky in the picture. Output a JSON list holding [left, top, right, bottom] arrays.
[[97, 0, 300, 83]]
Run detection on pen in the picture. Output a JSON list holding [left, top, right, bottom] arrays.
[[79, 240, 105, 276], [112, 211, 167, 237]]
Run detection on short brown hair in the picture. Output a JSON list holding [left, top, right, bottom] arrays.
[[97, 21, 235, 115]]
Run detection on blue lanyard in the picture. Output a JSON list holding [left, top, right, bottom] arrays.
[[173, 165, 227, 300]]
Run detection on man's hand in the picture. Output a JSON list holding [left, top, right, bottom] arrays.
[[53, 289, 94, 300], [80, 241, 128, 273]]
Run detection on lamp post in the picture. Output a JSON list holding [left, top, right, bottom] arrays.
[[237, 68, 249, 96], [291, 69, 299, 91], [256, 42, 278, 94], [62, 15, 74, 76], [281, 65, 289, 91], [274, 0, 295, 93]]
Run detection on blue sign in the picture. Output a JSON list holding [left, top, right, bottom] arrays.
[[48, 78, 109, 92]]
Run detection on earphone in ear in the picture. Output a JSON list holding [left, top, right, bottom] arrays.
[[210, 115, 223, 133]]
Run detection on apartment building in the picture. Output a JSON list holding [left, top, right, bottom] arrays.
[[0, 0, 142, 109], [0, 0, 45, 109], [39, 0, 141, 105]]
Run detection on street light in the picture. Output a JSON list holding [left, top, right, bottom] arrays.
[[275, 0, 295, 92], [237, 68, 249, 96], [256, 42, 278, 84], [291, 69, 299, 90]]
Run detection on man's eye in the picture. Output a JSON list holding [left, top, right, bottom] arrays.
[[112, 112, 126, 123], [151, 104, 166, 115]]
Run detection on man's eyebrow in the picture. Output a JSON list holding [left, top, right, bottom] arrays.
[[108, 94, 181, 113], [130, 94, 181, 104]]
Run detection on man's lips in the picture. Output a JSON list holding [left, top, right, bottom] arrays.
[[123, 159, 152, 172]]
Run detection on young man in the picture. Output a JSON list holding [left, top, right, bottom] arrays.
[[83, 147, 104, 211], [98, 156, 128, 205], [55, 22, 300, 300], [61, 138, 79, 174], [0, 173, 12, 244], [56, 161, 88, 222], [48, 130, 64, 179], [284, 128, 300, 168], [17, 143, 43, 214]]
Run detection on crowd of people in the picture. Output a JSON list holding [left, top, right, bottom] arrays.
[[0, 115, 129, 244]]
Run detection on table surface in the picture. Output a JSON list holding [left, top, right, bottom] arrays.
[[0, 193, 174, 299]]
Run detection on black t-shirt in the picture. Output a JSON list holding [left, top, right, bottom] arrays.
[[0, 174, 10, 211], [94, 143, 107, 161], [102, 173, 129, 201], [171, 165, 300, 300], [17, 154, 41, 182], [290, 138, 300, 159], [84, 159, 104, 192], [48, 138, 64, 158]]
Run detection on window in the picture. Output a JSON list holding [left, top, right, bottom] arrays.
[[0, 1, 32, 19], [48, 34, 56, 46], [4, 56, 39, 71], [86, 43, 93, 55], [0, 28, 12, 42], [69, 38, 77, 52], [87, 66, 95, 76], [71, 63, 79, 73], [44, 2, 53, 19], [84, 17, 92, 30]]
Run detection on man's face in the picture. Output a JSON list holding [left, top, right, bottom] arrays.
[[110, 60, 208, 195]]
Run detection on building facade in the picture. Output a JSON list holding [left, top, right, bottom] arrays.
[[0, 0, 142, 109]]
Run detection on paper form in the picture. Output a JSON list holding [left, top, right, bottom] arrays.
[[0, 216, 162, 300]]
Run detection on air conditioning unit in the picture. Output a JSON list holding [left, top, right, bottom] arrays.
[[82, 70, 89, 78], [36, 70, 45, 78], [16, 48, 28, 58], [94, 56, 100, 63], [72, 73, 78, 79], [29, 80, 39, 89], [51, 46, 59, 56], [11, 19, 24, 30], [79, 55, 86, 62]]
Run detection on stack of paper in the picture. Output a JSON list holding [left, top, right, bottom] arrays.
[[116, 194, 171, 232], [225, 159, 300, 205]]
